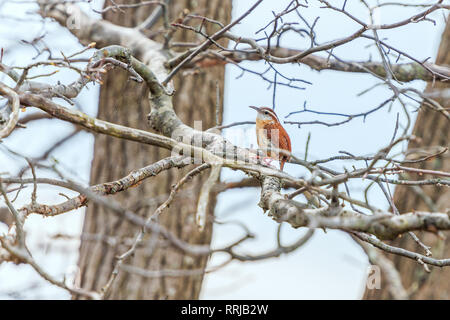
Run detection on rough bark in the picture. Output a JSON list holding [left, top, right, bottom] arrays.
[[75, 0, 231, 299], [364, 19, 450, 300]]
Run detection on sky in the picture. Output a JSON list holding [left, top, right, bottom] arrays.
[[0, 0, 447, 299]]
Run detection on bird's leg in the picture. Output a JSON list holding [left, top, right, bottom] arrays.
[[249, 151, 275, 168], [262, 156, 274, 166], [257, 155, 276, 167]]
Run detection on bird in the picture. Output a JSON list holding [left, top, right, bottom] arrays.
[[249, 106, 292, 171]]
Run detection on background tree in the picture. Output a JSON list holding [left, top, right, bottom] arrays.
[[76, 0, 231, 300], [364, 18, 450, 300]]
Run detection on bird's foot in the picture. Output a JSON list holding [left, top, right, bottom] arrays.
[[262, 156, 275, 167], [246, 154, 273, 166], [249, 154, 276, 168]]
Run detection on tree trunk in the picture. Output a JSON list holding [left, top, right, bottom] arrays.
[[75, 0, 231, 299], [364, 18, 450, 300]]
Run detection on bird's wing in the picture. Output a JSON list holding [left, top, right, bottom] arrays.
[[264, 123, 291, 157]]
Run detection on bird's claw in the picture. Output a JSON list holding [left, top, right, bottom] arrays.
[[249, 154, 276, 168], [262, 156, 274, 166]]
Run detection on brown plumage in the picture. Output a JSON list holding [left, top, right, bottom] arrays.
[[249, 106, 292, 171]]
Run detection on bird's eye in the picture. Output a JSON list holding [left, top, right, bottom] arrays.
[[264, 111, 269, 115]]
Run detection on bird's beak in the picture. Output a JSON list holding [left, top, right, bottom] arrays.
[[249, 106, 260, 112]]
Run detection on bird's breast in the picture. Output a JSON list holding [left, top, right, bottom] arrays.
[[255, 120, 285, 159]]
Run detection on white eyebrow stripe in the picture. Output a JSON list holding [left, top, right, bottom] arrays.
[[260, 108, 279, 121]]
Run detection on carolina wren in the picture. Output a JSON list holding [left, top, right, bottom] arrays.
[[249, 106, 292, 171]]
